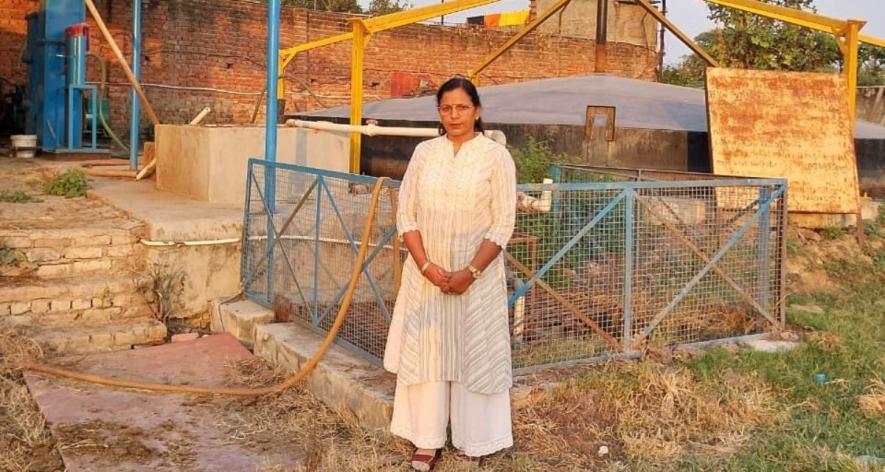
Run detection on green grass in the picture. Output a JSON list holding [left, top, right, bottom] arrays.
[[679, 259, 885, 471], [42, 169, 88, 198], [0, 191, 42, 203]]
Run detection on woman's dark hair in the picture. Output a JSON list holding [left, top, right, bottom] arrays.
[[436, 77, 485, 134]]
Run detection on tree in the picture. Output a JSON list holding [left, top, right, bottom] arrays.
[[704, 0, 840, 71], [282, 0, 363, 13], [367, 0, 407, 16], [662, 0, 851, 87]]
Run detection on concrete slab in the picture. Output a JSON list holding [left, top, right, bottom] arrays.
[[155, 125, 349, 207], [24, 334, 301, 471], [88, 179, 241, 241], [743, 339, 801, 353], [210, 298, 275, 348]]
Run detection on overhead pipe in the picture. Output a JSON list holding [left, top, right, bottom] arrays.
[[595, 0, 608, 72], [129, 0, 142, 170]]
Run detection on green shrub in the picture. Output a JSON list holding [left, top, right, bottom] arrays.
[[509, 136, 582, 184], [0, 191, 42, 203], [819, 226, 845, 240], [43, 169, 88, 198]]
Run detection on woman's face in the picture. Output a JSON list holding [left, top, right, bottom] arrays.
[[438, 88, 480, 141]]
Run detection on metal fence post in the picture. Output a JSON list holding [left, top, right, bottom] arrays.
[[623, 189, 634, 351], [313, 176, 323, 324], [240, 161, 255, 293], [757, 186, 771, 315]]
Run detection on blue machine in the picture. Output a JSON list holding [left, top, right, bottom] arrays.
[[23, 0, 104, 153]]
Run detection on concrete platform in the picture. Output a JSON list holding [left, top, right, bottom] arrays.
[[24, 334, 301, 471], [87, 179, 242, 320]]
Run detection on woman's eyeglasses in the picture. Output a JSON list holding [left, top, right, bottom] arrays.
[[437, 104, 475, 115]]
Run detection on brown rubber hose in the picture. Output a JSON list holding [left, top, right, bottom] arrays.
[[22, 177, 389, 396]]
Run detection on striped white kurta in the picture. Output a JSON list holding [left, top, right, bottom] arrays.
[[383, 134, 517, 395]]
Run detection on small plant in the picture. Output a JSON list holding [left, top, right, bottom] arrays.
[[0, 191, 42, 203], [0, 247, 27, 266], [819, 226, 845, 240], [786, 239, 801, 255], [863, 220, 882, 239], [137, 263, 187, 325], [509, 135, 583, 184], [42, 169, 88, 198]]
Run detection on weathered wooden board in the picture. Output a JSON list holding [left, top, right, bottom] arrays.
[[706, 68, 859, 214]]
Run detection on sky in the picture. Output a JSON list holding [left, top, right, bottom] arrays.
[[364, 0, 885, 66]]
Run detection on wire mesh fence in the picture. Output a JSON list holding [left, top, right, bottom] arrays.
[[242, 159, 787, 372], [242, 159, 401, 362]]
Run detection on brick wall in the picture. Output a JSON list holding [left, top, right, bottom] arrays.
[[1, 0, 658, 136]]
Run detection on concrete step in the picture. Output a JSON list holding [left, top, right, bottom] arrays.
[[36, 318, 167, 355]]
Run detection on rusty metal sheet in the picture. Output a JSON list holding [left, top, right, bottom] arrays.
[[706, 68, 860, 214]]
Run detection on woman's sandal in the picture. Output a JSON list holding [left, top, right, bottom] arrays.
[[410, 448, 439, 471]]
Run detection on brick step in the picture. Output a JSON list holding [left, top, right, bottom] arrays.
[[1, 225, 144, 249], [1, 225, 145, 279], [4, 303, 155, 329], [35, 318, 167, 355], [0, 274, 150, 308]]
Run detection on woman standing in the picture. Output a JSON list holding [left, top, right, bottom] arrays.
[[383, 77, 517, 471]]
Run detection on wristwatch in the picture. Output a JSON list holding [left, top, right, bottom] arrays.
[[467, 264, 482, 279]]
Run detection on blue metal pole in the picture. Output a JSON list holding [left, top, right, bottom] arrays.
[[265, 0, 281, 305], [129, 0, 142, 170], [623, 190, 634, 350]]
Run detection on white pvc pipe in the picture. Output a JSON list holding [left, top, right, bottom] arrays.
[[287, 119, 438, 137], [518, 178, 554, 212], [285, 119, 508, 145], [189, 107, 212, 125], [140, 237, 240, 247], [513, 295, 526, 343]]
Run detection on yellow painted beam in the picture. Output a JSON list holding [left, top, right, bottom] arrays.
[[704, 0, 846, 34], [280, 31, 355, 68], [637, 0, 719, 67], [860, 33, 885, 49], [845, 20, 862, 126], [362, 0, 499, 33], [349, 20, 368, 174], [469, 0, 573, 84]]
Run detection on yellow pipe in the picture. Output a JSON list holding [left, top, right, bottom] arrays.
[[349, 20, 368, 174], [637, 0, 719, 67], [469, 0, 574, 84]]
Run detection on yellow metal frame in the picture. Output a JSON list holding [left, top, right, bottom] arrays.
[[273, 0, 885, 173], [275, 0, 499, 172], [636, 0, 719, 67], [345, 0, 500, 172]]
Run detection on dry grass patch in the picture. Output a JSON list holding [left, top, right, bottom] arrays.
[[221, 357, 411, 472], [515, 361, 782, 469], [858, 377, 885, 417], [0, 324, 63, 472]]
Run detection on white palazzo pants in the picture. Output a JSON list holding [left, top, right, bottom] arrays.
[[389, 380, 513, 457]]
